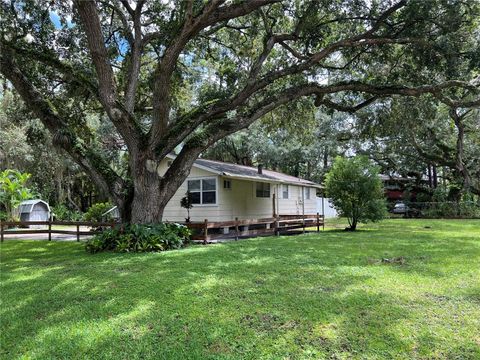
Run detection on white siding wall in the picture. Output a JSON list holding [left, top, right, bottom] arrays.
[[158, 158, 318, 222], [276, 185, 317, 215]]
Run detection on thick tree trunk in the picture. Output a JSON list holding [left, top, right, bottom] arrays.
[[124, 152, 196, 224], [130, 178, 166, 224], [127, 155, 164, 224]]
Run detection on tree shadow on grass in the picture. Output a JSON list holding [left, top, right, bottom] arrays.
[[1, 222, 479, 359]]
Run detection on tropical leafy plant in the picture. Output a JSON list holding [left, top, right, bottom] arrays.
[[85, 223, 191, 253], [0, 169, 36, 220]]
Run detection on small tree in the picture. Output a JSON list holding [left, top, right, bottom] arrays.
[[325, 156, 386, 231], [180, 192, 194, 223]]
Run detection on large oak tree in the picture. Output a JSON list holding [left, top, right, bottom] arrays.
[[1, 0, 479, 223]]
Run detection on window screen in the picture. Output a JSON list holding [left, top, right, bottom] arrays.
[[256, 182, 270, 198]]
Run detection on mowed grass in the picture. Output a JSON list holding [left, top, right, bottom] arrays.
[[1, 219, 479, 360]]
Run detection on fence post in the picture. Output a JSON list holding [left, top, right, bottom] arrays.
[[1, 222, 3, 242], [235, 217, 239, 240], [203, 219, 208, 245], [76, 224, 80, 242], [48, 219, 52, 241], [316, 212, 320, 233]]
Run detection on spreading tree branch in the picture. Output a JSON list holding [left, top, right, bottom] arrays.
[[0, 45, 129, 208]]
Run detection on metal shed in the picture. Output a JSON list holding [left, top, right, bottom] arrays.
[[18, 200, 51, 223]]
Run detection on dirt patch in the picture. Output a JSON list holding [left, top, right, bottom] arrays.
[[367, 256, 407, 265]]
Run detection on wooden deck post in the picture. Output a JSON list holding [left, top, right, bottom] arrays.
[[302, 214, 305, 234], [76, 224, 80, 242], [203, 219, 208, 245], [1, 222, 3, 242], [316, 212, 320, 233], [48, 220, 52, 241], [274, 216, 279, 236], [235, 217, 239, 240]]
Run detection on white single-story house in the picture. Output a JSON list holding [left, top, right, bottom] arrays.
[[156, 155, 322, 222]]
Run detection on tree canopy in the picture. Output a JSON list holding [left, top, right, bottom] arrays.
[[1, 0, 479, 223]]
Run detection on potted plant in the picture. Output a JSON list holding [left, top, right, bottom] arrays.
[[180, 191, 194, 223]]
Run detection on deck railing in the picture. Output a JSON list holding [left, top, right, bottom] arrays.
[[0, 220, 116, 242], [185, 213, 325, 243]]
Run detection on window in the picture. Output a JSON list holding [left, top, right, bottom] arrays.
[[256, 182, 270, 198], [304, 187, 311, 200], [224, 179, 231, 190], [282, 184, 289, 199], [187, 178, 217, 205]]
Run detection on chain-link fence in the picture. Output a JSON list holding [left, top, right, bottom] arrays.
[[388, 201, 480, 219]]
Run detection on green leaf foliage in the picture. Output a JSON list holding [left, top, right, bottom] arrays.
[[325, 156, 386, 230], [85, 223, 191, 253], [51, 204, 83, 221], [83, 202, 113, 222], [0, 169, 36, 220]]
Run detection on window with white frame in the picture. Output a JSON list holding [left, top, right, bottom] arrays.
[[187, 178, 217, 204], [304, 187, 311, 200], [282, 184, 289, 199], [256, 182, 270, 198]]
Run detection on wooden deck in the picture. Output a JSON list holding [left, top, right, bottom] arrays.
[[184, 214, 324, 243]]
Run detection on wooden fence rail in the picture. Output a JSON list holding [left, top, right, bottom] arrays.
[[1, 214, 325, 244], [0, 220, 116, 242]]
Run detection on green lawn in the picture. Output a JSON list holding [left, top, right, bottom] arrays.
[[1, 219, 479, 359]]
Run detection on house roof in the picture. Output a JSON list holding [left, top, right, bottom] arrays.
[[167, 155, 321, 188]]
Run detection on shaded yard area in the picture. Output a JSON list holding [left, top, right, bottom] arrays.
[[1, 219, 479, 359]]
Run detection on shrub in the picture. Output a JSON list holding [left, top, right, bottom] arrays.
[[85, 223, 191, 253], [325, 156, 387, 231], [52, 204, 83, 221], [84, 202, 113, 222], [421, 201, 480, 219]]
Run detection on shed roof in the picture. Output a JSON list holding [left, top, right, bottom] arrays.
[[167, 155, 322, 188], [18, 199, 50, 214]]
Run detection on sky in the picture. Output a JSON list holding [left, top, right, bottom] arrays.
[[49, 11, 73, 29]]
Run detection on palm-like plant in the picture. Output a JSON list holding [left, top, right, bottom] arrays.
[[0, 170, 35, 220]]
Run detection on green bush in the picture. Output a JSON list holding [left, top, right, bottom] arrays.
[[325, 156, 386, 231], [84, 202, 113, 222], [421, 201, 480, 218], [85, 223, 191, 253], [52, 204, 83, 221]]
